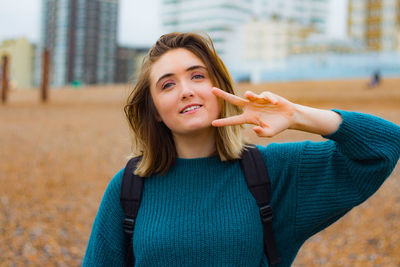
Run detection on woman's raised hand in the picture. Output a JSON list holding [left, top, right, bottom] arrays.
[[211, 87, 297, 137]]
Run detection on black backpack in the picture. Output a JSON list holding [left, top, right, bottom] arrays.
[[120, 145, 281, 266]]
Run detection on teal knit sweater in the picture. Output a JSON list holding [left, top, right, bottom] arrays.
[[83, 110, 400, 266]]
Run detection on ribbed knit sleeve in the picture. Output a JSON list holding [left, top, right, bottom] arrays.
[[295, 110, 400, 242], [83, 169, 126, 267]]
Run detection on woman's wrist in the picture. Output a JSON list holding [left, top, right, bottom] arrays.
[[290, 104, 343, 136]]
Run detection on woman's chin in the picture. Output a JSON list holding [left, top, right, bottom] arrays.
[[172, 124, 216, 136]]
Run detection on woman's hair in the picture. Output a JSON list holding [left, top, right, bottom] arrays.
[[124, 32, 246, 177]]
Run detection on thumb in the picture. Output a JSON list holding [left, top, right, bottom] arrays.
[[253, 125, 273, 137]]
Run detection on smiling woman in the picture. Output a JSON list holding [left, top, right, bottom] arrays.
[[149, 48, 221, 158], [83, 32, 400, 267], [123, 33, 245, 177]]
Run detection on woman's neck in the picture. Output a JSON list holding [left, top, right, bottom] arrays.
[[173, 128, 217, 159]]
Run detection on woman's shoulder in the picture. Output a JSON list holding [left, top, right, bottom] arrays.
[[98, 168, 125, 208], [107, 168, 125, 191], [256, 142, 309, 163], [253, 142, 310, 182]]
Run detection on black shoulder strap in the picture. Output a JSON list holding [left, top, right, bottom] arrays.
[[240, 145, 281, 265], [120, 157, 143, 267]]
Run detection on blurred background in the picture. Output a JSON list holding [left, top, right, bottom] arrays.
[[0, 0, 399, 266], [1, 0, 400, 88]]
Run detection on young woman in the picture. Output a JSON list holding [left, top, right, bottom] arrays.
[[83, 32, 400, 266]]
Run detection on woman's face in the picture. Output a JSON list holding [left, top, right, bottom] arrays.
[[149, 48, 220, 137]]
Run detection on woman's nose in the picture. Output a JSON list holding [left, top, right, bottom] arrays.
[[180, 82, 194, 99]]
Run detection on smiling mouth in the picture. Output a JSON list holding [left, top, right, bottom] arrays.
[[180, 105, 202, 114]]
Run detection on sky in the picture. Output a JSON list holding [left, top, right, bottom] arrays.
[[0, 0, 347, 47]]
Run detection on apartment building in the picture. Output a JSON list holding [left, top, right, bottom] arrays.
[[259, 0, 331, 34], [36, 0, 119, 87], [348, 0, 400, 51]]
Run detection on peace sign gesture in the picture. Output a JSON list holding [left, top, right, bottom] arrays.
[[211, 87, 297, 137]]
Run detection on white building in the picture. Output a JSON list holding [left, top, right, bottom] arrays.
[[160, 0, 253, 63], [258, 0, 331, 35], [348, 0, 400, 51], [0, 38, 35, 89], [242, 18, 315, 83], [243, 19, 312, 62], [244, 19, 289, 68]]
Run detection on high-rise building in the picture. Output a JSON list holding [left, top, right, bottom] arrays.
[[348, 0, 400, 51], [35, 0, 119, 87], [160, 0, 253, 60], [259, 0, 331, 35]]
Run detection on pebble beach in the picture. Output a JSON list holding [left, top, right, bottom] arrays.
[[1, 78, 399, 266]]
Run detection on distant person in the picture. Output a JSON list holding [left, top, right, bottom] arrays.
[[83, 32, 400, 266], [368, 70, 381, 88]]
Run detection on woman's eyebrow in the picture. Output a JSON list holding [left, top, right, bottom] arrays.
[[155, 65, 207, 87], [186, 65, 207, 72], [156, 73, 174, 87]]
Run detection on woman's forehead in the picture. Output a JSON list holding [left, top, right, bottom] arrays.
[[150, 49, 206, 82]]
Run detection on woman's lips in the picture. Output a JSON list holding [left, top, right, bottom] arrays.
[[180, 104, 202, 114]]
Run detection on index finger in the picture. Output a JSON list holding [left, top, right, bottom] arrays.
[[212, 115, 246, 127], [212, 87, 248, 107]]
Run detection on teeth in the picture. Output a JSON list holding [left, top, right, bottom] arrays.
[[182, 105, 201, 113]]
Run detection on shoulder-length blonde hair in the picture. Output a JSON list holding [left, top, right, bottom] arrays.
[[124, 32, 246, 177]]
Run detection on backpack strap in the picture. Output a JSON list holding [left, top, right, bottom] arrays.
[[240, 145, 281, 265], [120, 156, 143, 267]]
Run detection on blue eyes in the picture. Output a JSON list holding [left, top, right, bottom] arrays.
[[192, 74, 204, 79], [161, 74, 205, 90], [162, 82, 174, 90]]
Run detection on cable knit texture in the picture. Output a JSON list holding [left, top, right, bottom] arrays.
[[83, 110, 400, 267]]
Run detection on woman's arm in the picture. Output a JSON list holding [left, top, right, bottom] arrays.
[[212, 87, 400, 207], [294, 109, 400, 241], [212, 87, 400, 247], [83, 169, 126, 267], [211, 88, 342, 137], [290, 104, 342, 136]]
